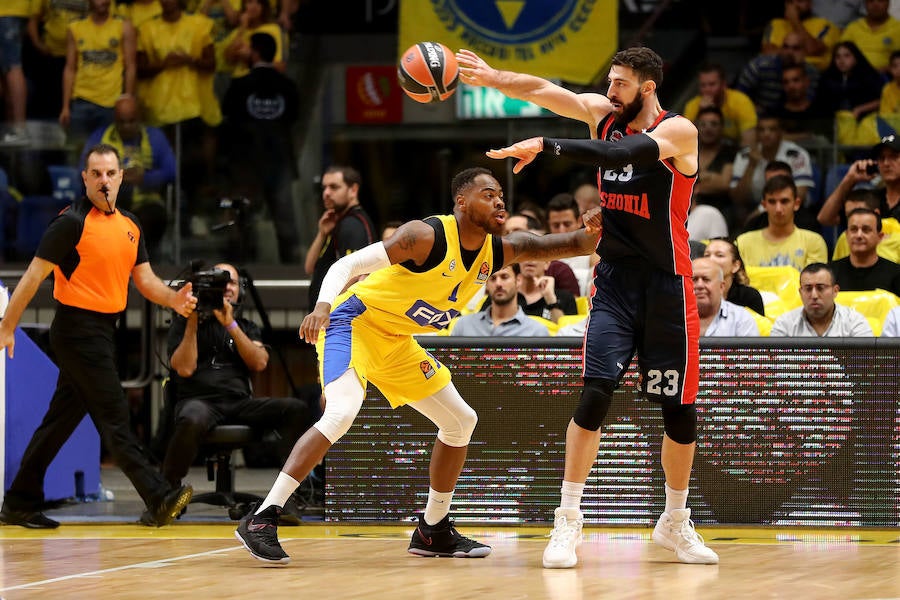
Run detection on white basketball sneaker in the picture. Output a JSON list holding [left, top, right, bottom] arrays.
[[652, 508, 719, 564], [542, 507, 584, 569]]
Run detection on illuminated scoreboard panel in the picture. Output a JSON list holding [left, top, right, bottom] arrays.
[[326, 340, 900, 526]]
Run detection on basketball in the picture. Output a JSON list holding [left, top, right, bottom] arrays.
[[397, 41, 459, 103]]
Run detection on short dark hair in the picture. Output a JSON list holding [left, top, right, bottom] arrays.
[[695, 105, 724, 121], [765, 160, 793, 176], [845, 188, 881, 211], [324, 165, 361, 189], [451, 167, 494, 198], [84, 143, 121, 169], [763, 174, 797, 197], [698, 62, 727, 81], [847, 206, 882, 232], [801, 262, 835, 285], [612, 46, 663, 86], [250, 32, 277, 63], [546, 193, 579, 216]]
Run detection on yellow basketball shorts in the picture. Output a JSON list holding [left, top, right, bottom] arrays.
[[315, 294, 451, 407]]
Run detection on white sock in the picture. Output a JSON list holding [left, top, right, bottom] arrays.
[[664, 483, 688, 515], [423, 488, 454, 525], [560, 480, 584, 511], [256, 472, 301, 514]]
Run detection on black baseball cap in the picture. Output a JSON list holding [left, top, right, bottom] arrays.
[[874, 134, 900, 154]]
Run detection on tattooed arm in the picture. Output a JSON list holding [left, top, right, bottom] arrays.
[[299, 220, 436, 342], [501, 209, 602, 265]]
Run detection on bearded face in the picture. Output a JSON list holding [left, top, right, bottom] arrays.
[[614, 91, 644, 126]]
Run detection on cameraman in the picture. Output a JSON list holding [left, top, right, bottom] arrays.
[[158, 263, 309, 520], [818, 135, 900, 227]]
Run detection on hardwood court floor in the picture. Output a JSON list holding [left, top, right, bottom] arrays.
[[0, 523, 898, 600]]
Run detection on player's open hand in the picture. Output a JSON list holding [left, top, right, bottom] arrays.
[[486, 137, 543, 174], [455, 49, 499, 87], [299, 302, 332, 344]]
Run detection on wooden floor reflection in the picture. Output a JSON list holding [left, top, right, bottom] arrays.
[[0, 524, 898, 599]]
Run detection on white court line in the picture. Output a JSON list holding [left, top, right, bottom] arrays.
[[0, 543, 250, 592]]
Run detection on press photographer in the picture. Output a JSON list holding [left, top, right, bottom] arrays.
[[152, 262, 310, 524]]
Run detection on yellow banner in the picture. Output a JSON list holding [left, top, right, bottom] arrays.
[[399, 0, 617, 86]]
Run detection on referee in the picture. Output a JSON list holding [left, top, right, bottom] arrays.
[[0, 143, 197, 528]]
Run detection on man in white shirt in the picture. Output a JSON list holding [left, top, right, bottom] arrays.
[[692, 258, 760, 336], [730, 115, 815, 213], [771, 263, 874, 336], [452, 264, 549, 337]]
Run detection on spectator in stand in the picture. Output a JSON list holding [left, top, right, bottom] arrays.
[[221, 0, 285, 79], [451, 263, 550, 337], [483, 257, 578, 324], [692, 257, 761, 336], [703, 237, 767, 314], [819, 134, 900, 225], [0, 2, 30, 144], [61, 0, 136, 151], [840, 0, 900, 73], [737, 31, 820, 115], [774, 62, 834, 140], [222, 31, 299, 263], [687, 196, 729, 242], [736, 174, 828, 269], [815, 41, 885, 146], [27, 0, 89, 121], [515, 199, 547, 231], [813, 0, 864, 29], [694, 106, 738, 226], [730, 115, 816, 218], [830, 207, 900, 295], [683, 63, 758, 147], [771, 262, 874, 335], [504, 213, 581, 297], [572, 182, 601, 215], [137, 0, 218, 220], [830, 189, 900, 262], [546, 193, 599, 296], [742, 160, 822, 234], [305, 165, 376, 307], [762, 0, 841, 71], [879, 50, 900, 125], [116, 0, 161, 28], [81, 95, 176, 260]]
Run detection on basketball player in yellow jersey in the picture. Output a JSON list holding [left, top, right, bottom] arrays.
[[236, 167, 602, 564]]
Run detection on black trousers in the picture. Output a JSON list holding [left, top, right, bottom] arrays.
[[161, 395, 309, 487], [4, 306, 170, 511]]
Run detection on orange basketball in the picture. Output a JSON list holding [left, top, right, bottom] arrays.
[[397, 42, 459, 104]]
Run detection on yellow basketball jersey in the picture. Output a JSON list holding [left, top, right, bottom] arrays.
[[69, 16, 125, 107], [345, 214, 499, 335]]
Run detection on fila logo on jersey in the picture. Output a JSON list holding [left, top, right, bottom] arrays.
[[406, 300, 461, 329], [476, 262, 490, 282], [419, 360, 436, 379]]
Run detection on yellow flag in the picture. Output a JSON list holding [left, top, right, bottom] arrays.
[[399, 1, 617, 85]]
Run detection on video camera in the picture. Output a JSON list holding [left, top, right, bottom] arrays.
[[190, 267, 231, 319]]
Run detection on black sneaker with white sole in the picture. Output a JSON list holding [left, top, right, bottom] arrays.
[[407, 514, 491, 558], [235, 504, 290, 564]]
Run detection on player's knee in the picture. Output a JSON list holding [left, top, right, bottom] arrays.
[[662, 403, 697, 444], [437, 403, 477, 447], [573, 377, 616, 431], [313, 398, 362, 444]]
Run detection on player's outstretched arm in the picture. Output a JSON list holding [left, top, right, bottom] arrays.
[[501, 220, 601, 265], [455, 49, 611, 134], [299, 220, 436, 343]]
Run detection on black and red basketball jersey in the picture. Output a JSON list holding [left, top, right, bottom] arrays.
[[594, 111, 695, 277]]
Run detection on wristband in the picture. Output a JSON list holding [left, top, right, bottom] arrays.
[[547, 302, 561, 311], [226, 321, 239, 331]]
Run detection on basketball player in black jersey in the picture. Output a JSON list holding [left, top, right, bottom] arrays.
[[457, 46, 719, 568]]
